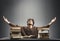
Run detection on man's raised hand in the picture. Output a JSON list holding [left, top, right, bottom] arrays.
[[3, 16, 10, 24], [49, 17, 56, 25]]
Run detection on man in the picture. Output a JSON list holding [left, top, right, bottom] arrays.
[[3, 16, 56, 38]]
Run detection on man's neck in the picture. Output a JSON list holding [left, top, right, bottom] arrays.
[[28, 25, 33, 29]]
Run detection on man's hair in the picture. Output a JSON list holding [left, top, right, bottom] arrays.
[[27, 18, 35, 26]]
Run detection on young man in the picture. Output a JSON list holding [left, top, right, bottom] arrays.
[[3, 16, 56, 38]]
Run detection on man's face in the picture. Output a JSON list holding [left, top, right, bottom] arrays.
[[27, 20, 34, 26]]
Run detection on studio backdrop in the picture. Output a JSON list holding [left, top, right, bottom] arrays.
[[0, 0, 60, 40]]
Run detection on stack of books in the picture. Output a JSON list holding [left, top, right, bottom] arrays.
[[10, 27, 21, 39]]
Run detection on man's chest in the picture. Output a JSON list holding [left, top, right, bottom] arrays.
[[22, 27, 38, 34]]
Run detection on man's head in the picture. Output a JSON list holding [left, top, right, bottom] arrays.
[[27, 18, 35, 26]]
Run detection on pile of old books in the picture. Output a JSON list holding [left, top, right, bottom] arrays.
[[10, 27, 21, 39]]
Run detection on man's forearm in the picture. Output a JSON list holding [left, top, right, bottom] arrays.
[[9, 23, 20, 27], [48, 21, 53, 26], [40, 25, 50, 28]]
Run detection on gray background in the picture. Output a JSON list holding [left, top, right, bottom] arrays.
[[0, 0, 60, 40]]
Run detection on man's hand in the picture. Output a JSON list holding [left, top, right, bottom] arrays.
[[23, 35, 33, 38], [49, 17, 56, 25], [3, 16, 10, 24], [21, 35, 34, 38], [28, 35, 34, 37]]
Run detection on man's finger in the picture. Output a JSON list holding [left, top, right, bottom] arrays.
[[3, 16, 6, 19], [3, 16, 5, 19], [54, 17, 56, 20]]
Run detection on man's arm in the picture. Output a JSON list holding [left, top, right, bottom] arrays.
[[38, 17, 56, 30], [3, 16, 20, 27]]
